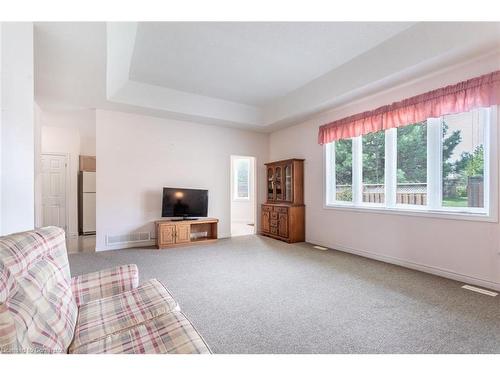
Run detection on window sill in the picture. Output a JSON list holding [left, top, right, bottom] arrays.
[[323, 203, 497, 223]]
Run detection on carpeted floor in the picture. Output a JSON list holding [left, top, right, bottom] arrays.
[[68, 235, 500, 354]]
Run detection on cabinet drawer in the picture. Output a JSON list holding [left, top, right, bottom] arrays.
[[270, 227, 278, 235], [271, 212, 278, 219], [262, 205, 273, 212], [274, 206, 288, 214], [270, 219, 278, 227]]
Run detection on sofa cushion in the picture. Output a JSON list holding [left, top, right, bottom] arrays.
[[69, 310, 211, 354], [0, 227, 77, 353], [69, 279, 179, 352], [71, 264, 139, 307]]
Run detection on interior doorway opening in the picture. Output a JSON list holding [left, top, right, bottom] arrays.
[[35, 108, 97, 253], [40, 153, 69, 232], [230, 155, 256, 237]]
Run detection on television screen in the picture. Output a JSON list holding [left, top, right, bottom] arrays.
[[162, 187, 208, 218]]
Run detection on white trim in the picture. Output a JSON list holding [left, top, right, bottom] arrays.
[[427, 117, 442, 209], [40, 152, 71, 234], [352, 136, 362, 204], [323, 203, 496, 222], [97, 240, 156, 251], [385, 128, 397, 208], [324, 142, 335, 205], [484, 106, 498, 220], [307, 239, 500, 292]]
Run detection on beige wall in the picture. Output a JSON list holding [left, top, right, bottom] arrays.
[[269, 52, 500, 291], [0, 23, 35, 235], [95, 110, 269, 251]]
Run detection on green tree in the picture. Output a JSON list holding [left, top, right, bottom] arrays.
[[362, 131, 385, 184], [334, 121, 462, 186], [335, 139, 352, 185], [464, 145, 484, 177], [397, 121, 461, 183], [397, 122, 427, 183], [441, 122, 462, 180]]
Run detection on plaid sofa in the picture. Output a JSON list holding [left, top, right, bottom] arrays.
[[0, 227, 210, 354]]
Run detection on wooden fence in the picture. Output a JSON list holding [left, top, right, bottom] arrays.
[[337, 183, 427, 205]]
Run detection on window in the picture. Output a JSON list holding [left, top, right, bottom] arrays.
[[325, 107, 495, 219], [362, 131, 385, 203], [397, 122, 427, 206], [335, 139, 353, 202], [442, 110, 486, 209], [233, 158, 250, 200]]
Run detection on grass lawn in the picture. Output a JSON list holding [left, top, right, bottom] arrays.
[[442, 197, 468, 207]]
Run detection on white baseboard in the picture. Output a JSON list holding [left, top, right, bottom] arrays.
[[308, 238, 500, 292], [96, 234, 232, 252], [96, 240, 156, 252]]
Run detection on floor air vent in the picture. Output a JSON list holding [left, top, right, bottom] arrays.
[[313, 245, 328, 251], [106, 232, 151, 246], [461, 284, 498, 297]]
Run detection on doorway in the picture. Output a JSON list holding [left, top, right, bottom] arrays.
[[230, 155, 256, 236], [41, 153, 69, 232]]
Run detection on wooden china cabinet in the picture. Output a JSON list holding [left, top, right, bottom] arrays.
[[260, 158, 305, 243]]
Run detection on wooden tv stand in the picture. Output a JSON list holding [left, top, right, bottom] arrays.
[[155, 218, 218, 249]]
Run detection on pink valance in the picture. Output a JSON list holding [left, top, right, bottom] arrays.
[[318, 70, 500, 145]]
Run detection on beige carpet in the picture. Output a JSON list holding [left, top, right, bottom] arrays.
[[68, 235, 500, 354]]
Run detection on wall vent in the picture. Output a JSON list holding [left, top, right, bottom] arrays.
[[106, 232, 151, 246]]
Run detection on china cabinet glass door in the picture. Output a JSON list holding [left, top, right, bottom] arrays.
[[275, 166, 282, 200], [284, 163, 292, 201], [267, 167, 275, 201]]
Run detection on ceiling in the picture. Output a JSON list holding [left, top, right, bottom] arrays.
[[34, 22, 500, 131], [129, 22, 413, 106]]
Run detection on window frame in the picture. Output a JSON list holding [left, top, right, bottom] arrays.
[[323, 106, 498, 223], [233, 157, 251, 201]]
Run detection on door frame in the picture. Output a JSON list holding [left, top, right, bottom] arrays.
[[40, 152, 71, 234], [230, 155, 257, 236]]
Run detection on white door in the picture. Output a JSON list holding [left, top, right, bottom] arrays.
[[41, 154, 67, 231]]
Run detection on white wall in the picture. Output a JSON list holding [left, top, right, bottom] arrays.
[[37, 108, 96, 236], [96, 110, 268, 251], [269, 52, 500, 291], [0, 23, 35, 235]]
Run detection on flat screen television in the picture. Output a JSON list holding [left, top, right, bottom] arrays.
[[161, 187, 208, 219]]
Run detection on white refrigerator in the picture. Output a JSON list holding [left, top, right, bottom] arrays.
[[78, 172, 96, 234]]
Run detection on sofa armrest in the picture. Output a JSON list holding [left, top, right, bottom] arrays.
[[71, 264, 139, 307]]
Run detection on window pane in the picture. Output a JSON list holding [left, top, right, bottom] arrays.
[[235, 159, 249, 199], [442, 108, 487, 208], [362, 131, 385, 203], [335, 139, 352, 202], [397, 122, 427, 206]]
